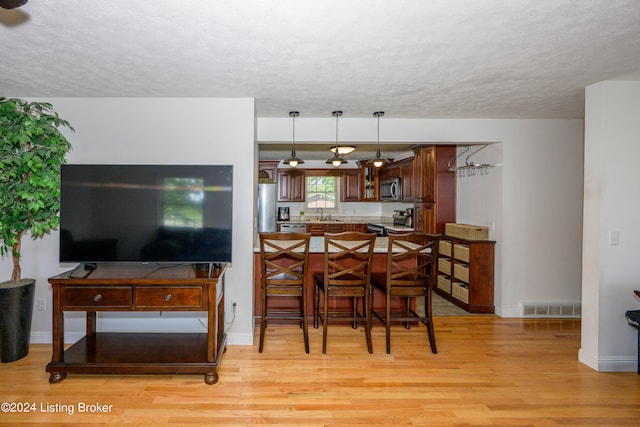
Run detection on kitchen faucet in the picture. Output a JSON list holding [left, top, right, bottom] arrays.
[[317, 207, 324, 221]]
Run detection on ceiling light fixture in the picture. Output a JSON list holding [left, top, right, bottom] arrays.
[[367, 111, 390, 168], [0, 0, 27, 9], [329, 145, 356, 155], [284, 111, 304, 168], [326, 111, 347, 167]]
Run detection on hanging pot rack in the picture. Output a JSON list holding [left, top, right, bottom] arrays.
[[447, 144, 494, 177]]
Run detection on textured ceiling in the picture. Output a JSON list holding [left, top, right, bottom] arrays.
[[2, 0, 640, 120]]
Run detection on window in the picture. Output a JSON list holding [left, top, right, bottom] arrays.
[[162, 177, 204, 227], [305, 176, 338, 211]]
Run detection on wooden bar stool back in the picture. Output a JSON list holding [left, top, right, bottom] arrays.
[[258, 232, 311, 353], [313, 232, 376, 354], [371, 232, 440, 354]]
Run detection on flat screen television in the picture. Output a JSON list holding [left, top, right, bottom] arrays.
[[59, 164, 233, 265]]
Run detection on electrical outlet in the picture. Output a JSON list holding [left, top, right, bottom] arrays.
[[232, 300, 238, 312], [37, 298, 46, 311]]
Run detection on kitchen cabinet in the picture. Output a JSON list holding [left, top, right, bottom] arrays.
[[412, 145, 456, 234], [380, 157, 413, 201], [341, 170, 361, 201], [307, 223, 349, 236], [277, 170, 305, 202], [378, 162, 398, 183], [398, 158, 413, 201], [413, 203, 435, 233], [346, 223, 367, 233], [361, 163, 379, 202], [258, 161, 279, 182], [435, 237, 495, 313]]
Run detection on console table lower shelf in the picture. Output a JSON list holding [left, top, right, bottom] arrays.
[[46, 332, 226, 385]]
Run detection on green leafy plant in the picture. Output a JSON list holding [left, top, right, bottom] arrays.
[[0, 98, 73, 282]]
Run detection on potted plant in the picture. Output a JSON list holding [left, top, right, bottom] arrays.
[[0, 97, 73, 362]]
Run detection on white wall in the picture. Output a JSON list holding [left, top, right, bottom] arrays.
[[2, 101, 588, 356], [0, 98, 257, 345], [581, 81, 640, 372], [258, 117, 585, 318]]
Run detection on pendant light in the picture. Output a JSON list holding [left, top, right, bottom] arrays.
[[326, 111, 347, 167], [367, 111, 390, 168], [284, 111, 304, 168]]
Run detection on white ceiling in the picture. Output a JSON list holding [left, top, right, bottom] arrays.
[[2, 0, 640, 119], [2, 1, 639, 161]]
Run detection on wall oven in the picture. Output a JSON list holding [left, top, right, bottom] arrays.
[[379, 177, 401, 201]]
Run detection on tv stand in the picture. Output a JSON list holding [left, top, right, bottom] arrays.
[[46, 263, 227, 384]]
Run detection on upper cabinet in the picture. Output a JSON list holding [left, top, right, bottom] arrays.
[[341, 169, 361, 202], [377, 157, 413, 202], [398, 158, 413, 201], [277, 170, 305, 202], [413, 145, 436, 203], [258, 161, 279, 182], [361, 163, 379, 202], [412, 145, 456, 234]]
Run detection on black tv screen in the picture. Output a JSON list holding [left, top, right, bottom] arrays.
[[60, 164, 233, 264]]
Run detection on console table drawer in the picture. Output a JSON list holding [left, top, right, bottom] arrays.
[[135, 286, 205, 309], [64, 286, 133, 309]]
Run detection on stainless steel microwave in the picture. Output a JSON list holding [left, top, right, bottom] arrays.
[[380, 177, 401, 201]]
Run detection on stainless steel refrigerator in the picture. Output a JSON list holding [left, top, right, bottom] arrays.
[[258, 183, 277, 232]]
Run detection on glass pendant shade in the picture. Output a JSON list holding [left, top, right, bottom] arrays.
[[329, 145, 356, 155], [326, 150, 347, 167], [285, 149, 303, 168]]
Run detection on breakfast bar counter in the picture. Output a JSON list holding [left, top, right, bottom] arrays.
[[253, 236, 406, 324]]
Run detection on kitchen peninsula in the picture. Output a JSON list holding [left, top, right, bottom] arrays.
[[253, 235, 408, 323]]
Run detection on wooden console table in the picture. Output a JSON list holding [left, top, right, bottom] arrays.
[[46, 263, 226, 384]]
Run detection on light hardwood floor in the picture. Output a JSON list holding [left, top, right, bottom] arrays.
[[1, 317, 638, 426]]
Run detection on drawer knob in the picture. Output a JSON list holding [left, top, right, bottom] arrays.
[[164, 293, 173, 302], [93, 293, 103, 302]]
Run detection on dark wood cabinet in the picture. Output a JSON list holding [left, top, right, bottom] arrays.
[[341, 169, 361, 201], [413, 203, 435, 233], [47, 264, 227, 384], [307, 223, 326, 236], [307, 222, 351, 236], [435, 237, 495, 313], [361, 163, 379, 201], [378, 162, 397, 183], [412, 145, 456, 234], [346, 223, 367, 233], [277, 170, 305, 202], [399, 158, 413, 201], [258, 161, 279, 182]]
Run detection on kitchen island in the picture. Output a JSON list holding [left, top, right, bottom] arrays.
[[253, 236, 412, 324]]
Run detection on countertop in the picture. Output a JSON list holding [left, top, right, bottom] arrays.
[[277, 217, 413, 232], [255, 236, 390, 253]]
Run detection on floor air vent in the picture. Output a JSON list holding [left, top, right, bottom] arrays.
[[521, 303, 581, 318]]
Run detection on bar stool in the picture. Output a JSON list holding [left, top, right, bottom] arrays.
[[258, 232, 311, 353], [371, 232, 440, 354], [313, 232, 376, 354]]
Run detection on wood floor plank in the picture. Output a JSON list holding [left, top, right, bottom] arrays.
[[1, 317, 639, 426]]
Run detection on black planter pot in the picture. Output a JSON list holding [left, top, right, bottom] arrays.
[[0, 279, 35, 363]]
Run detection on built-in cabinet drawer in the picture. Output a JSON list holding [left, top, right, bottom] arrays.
[[64, 286, 132, 309], [135, 285, 205, 309]]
